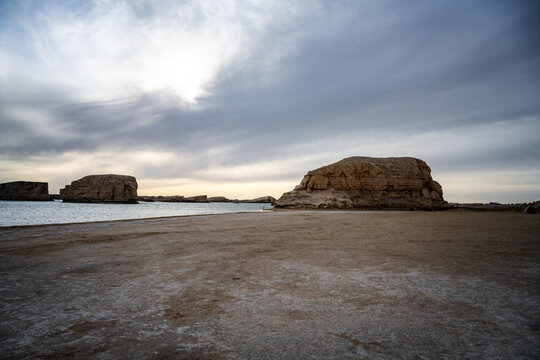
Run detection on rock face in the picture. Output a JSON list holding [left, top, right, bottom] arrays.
[[275, 157, 447, 210], [60, 175, 138, 203], [0, 181, 50, 201]]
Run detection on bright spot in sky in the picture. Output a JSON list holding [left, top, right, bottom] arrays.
[[6, 1, 255, 104]]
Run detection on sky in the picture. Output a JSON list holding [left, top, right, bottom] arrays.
[[1, 0, 539, 202]]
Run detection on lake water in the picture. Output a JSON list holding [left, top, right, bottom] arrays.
[[0, 200, 273, 227]]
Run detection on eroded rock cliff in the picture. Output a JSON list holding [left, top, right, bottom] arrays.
[[60, 175, 138, 203], [0, 181, 50, 201], [275, 157, 447, 210]]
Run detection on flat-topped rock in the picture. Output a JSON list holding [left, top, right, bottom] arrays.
[[60, 175, 138, 203], [0, 181, 50, 201], [275, 156, 447, 210]]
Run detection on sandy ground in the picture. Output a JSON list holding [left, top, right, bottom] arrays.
[[0, 210, 539, 359]]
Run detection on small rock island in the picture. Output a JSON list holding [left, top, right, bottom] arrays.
[[60, 174, 138, 203], [0, 181, 51, 201], [275, 156, 448, 210]]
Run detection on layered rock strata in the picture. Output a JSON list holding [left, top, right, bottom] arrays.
[[275, 156, 447, 210], [0, 181, 50, 201], [60, 175, 138, 203]]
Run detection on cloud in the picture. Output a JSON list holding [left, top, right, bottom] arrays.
[[0, 0, 539, 201], [1, 0, 319, 103]]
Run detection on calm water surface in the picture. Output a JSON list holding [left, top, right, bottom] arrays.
[[0, 200, 273, 226]]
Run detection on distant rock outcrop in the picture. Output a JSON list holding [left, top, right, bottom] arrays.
[[60, 175, 138, 203], [275, 156, 447, 210], [0, 181, 50, 201], [240, 196, 276, 204], [160, 195, 208, 203], [139, 195, 209, 203], [184, 195, 208, 203], [138, 195, 275, 204], [450, 201, 539, 212], [208, 196, 238, 203], [160, 195, 185, 202]]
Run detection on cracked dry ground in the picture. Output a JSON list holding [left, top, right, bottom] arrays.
[[1, 210, 539, 359]]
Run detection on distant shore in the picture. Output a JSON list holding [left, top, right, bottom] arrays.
[[1, 210, 539, 358]]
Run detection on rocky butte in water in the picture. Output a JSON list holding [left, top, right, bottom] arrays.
[[60, 175, 138, 203], [275, 156, 448, 210], [0, 181, 51, 201]]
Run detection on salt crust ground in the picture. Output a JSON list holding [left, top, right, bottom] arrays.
[[0, 210, 539, 359]]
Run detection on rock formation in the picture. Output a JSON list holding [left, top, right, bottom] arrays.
[[160, 195, 208, 203], [208, 196, 238, 203], [60, 175, 138, 203], [184, 195, 208, 203], [137, 195, 276, 204], [0, 181, 50, 201], [450, 201, 539, 212], [240, 196, 276, 204], [208, 196, 276, 203], [138, 195, 210, 203], [160, 195, 185, 202], [275, 156, 447, 210]]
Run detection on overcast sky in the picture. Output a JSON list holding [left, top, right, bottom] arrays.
[[1, 0, 539, 202]]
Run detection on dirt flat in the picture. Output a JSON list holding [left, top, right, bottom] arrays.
[[0, 210, 539, 359]]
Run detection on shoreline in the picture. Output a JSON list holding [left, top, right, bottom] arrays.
[[0, 206, 533, 230]]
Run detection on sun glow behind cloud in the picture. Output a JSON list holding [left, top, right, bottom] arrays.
[[3, 0, 292, 105]]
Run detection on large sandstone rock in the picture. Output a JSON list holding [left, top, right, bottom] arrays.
[[60, 175, 138, 203], [275, 157, 448, 210], [0, 181, 50, 201]]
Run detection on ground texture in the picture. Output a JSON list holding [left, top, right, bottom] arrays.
[[1, 210, 539, 359]]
